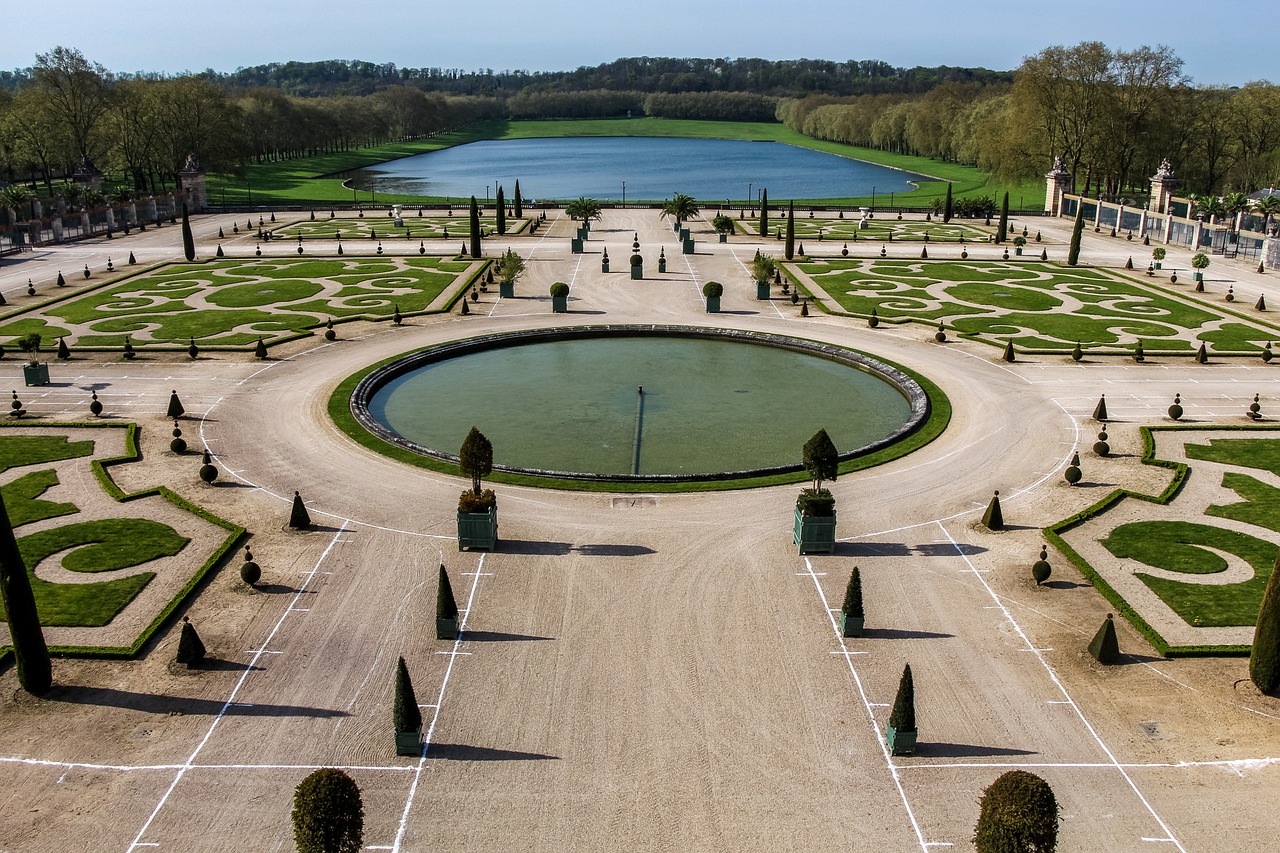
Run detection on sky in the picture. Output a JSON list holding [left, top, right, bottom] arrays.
[[2, 0, 1268, 86]]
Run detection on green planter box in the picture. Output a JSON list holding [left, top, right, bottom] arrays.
[[840, 612, 864, 637], [1193, 271, 1204, 281], [396, 728, 423, 757], [1014, 247, 1023, 256], [22, 363, 49, 387], [679, 228, 690, 242], [756, 281, 770, 300], [1154, 261, 1162, 269], [682, 239, 694, 254], [658, 258, 667, 273], [794, 506, 837, 555], [887, 725, 917, 756], [601, 258, 609, 272], [630, 264, 643, 280], [551, 294, 567, 313], [436, 615, 458, 640], [718, 233, 727, 243], [571, 238, 583, 254], [705, 295, 720, 313], [457, 506, 498, 551], [499, 281, 515, 298]]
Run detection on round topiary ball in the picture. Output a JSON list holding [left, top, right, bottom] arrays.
[[1168, 394, 1183, 420], [240, 547, 261, 586], [1032, 547, 1052, 584]]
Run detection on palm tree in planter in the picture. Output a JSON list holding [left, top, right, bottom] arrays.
[[702, 280, 723, 313], [1191, 252, 1210, 282], [661, 193, 699, 229], [496, 248, 525, 297], [549, 281, 569, 313], [436, 564, 459, 639], [795, 429, 839, 554], [565, 197, 602, 238], [457, 426, 497, 550], [752, 253, 777, 300], [1151, 246, 1166, 269], [17, 333, 48, 386], [393, 656, 423, 755], [712, 214, 735, 243], [840, 566, 864, 637], [886, 662, 917, 755]]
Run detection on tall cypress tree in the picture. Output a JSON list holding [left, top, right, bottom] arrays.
[[758, 189, 769, 237], [393, 656, 422, 733], [942, 183, 953, 223], [996, 192, 1009, 243], [468, 195, 481, 258], [1250, 556, 1280, 694], [495, 186, 506, 236], [1067, 204, 1085, 266], [180, 202, 195, 262], [785, 200, 795, 260], [0, 489, 51, 694], [513, 180, 522, 218]]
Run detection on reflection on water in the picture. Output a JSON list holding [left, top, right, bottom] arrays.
[[369, 336, 912, 476], [343, 137, 933, 201]]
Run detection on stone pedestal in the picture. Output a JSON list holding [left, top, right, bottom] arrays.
[[177, 154, 207, 212], [1263, 232, 1279, 271], [1044, 157, 1072, 216], [145, 197, 158, 222], [1149, 159, 1177, 214], [72, 156, 103, 192]]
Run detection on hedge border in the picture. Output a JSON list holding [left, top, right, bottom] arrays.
[[0, 421, 245, 665], [1043, 423, 1280, 658]]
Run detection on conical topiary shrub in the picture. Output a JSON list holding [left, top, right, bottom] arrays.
[[1249, 556, 1280, 694], [1088, 613, 1120, 664], [187, 337, 199, 359], [175, 616, 206, 667], [292, 768, 364, 853], [1002, 340, 1015, 363], [123, 336, 135, 360], [0, 487, 52, 694], [886, 663, 916, 755], [1032, 546, 1052, 585], [239, 547, 261, 586], [167, 390, 185, 419], [254, 338, 267, 359], [393, 655, 423, 755], [841, 566, 864, 637], [973, 770, 1059, 853], [57, 337, 70, 360], [289, 491, 312, 529], [981, 490, 1004, 530], [1196, 343, 1208, 363], [1092, 395, 1108, 422], [436, 563, 459, 639]]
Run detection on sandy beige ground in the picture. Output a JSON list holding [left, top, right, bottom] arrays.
[[0, 205, 1278, 852]]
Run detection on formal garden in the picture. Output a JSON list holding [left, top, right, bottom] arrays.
[[1051, 427, 1280, 656], [0, 256, 484, 349], [0, 424, 241, 659], [790, 258, 1280, 354], [743, 213, 991, 243], [271, 212, 526, 241]]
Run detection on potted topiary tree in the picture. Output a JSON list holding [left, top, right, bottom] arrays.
[[291, 768, 363, 853], [886, 662, 917, 755], [752, 253, 776, 300], [1012, 235, 1027, 256], [795, 429, 838, 554], [549, 281, 569, 313], [973, 770, 1059, 852], [496, 248, 525, 298], [436, 563, 459, 639], [17, 333, 48, 386], [457, 426, 497, 550], [1191, 252, 1210, 282], [840, 566, 864, 637], [712, 214, 735, 243], [1151, 246, 1166, 269], [702, 280, 723, 313], [393, 656, 423, 755]]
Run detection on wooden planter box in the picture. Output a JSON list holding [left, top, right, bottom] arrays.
[[395, 727, 423, 757], [551, 294, 567, 313], [887, 725, 917, 756], [436, 615, 459, 640], [457, 506, 498, 551], [499, 281, 515, 298], [794, 505, 837, 555], [840, 612, 864, 637], [705, 295, 720, 313], [756, 281, 770, 300], [630, 264, 643, 280], [22, 362, 49, 387]]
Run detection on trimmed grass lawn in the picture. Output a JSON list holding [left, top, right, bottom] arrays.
[[0, 256, 479, 348], [795, 258, 1279, 353], [273, 214, 525, 240], [749, 215, 990, 243]]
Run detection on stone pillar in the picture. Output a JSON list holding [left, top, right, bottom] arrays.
[[1149, 159, 1177, 214], [1044, 157, 1072, 216], [177, 154, 207, 212], [80, 209, 91, 234], [145, 197, 158, 223], [127, 202, 138, 226], [56, 196, 67, 217], [1138, 206, 1148, 238], [72, 155, 104, 192], [51, 217, 64, 242], [1191, 218, 1204, 251], [1264, 229, 1279, 271], [1163, 214, 1174, 244], [105, 207, 116, 230]]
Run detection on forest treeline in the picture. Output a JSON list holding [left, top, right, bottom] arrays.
[[1, 45, 1276, 203]]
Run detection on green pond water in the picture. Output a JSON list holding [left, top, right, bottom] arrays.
[[368, 336, 912, 476]]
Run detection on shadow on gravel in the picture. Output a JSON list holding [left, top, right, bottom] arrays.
[[427, 743, 559, 761], [500, 540, 655, 557], [912, 542, 988, 557], [835, 542, 988, 558], [50, 685, 347, 718], [910, 742, 1037, 759], [576, 544, 655, 557], [461, 630, 554, 643], [1043, 579, 1088, 590], [860, 628, 955, 641]]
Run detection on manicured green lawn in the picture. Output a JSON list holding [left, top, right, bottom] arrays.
[[751, 214, 990, 242], [0, 256, 479, 348], [795, 258, 1278, 353], [207, 118, 1041, 208], [274, 214, 524, 240]]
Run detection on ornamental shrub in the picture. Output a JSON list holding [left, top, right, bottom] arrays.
[[549, 281, 569, 297], [981, 491, 1004, 530], [1249, 555, 1280, 694], [167, 390, 185, 419], [459, 426, 494, 498], [437, 563, 459, 620], [1191, 252, 1210, 270], [292, 768, 364, 853], [702, 281, 723, 298], [175, 616, 206, 667], [842, 566, 864, 619], [289, 491, 312, 529], [393, 656, 422, 733], [888, 663, 915, 732], [239, 547, 261, 586], [1088, 613, 1120, 664], [1067, 205, 1085, 266], [973, 770, 1059, 853], [0, 489, 51, 694], [803, 429, 839, 492]]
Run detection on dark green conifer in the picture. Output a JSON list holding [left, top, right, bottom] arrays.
[[167, 389, 185, 419], [1067, 205, 1085, 266], [175, 616, 206, 667], [973, 770, 1059, 853], [393, 656, 423, 733], [292, 768, 364, 853], [0, 488, 51, 693], [982, 490, 1004, 530], [437, 563, 458, 620], [289, 491, 312, 529], [942, 182, 953, 223], [888, 663, 915, 732], [758, 188, 768, 236], [469, 196, 481, 258], [996, 192, 1009, 243], [181, 202, 196, 261], [842, 566, 864, 619], [785, 200, 795, 260], [1249, 556, 1280, 694], [495, 186, 506, 235], [1088, 613, 1120, 664]]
